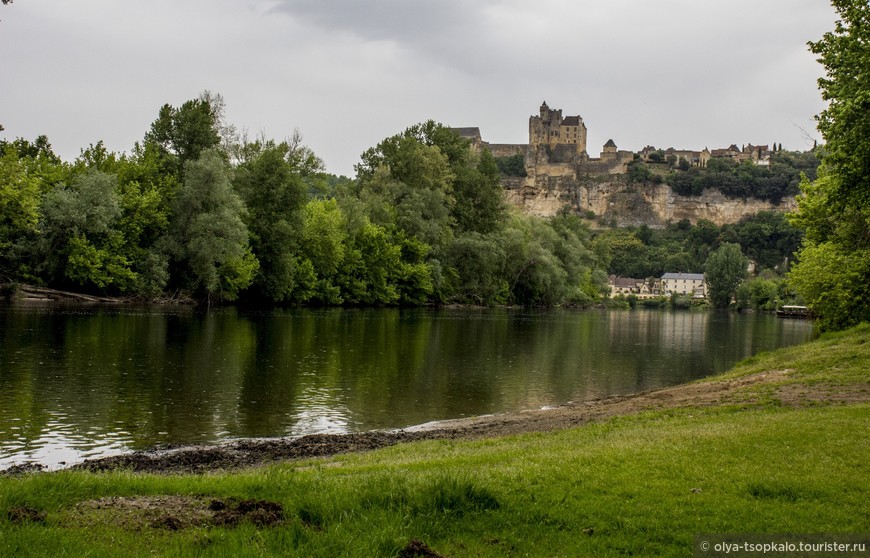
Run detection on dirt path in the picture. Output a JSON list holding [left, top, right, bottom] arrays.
[[52, 369, 867, 475]]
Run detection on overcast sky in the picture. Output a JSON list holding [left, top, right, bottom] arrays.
[[1, 1, 836, 177]]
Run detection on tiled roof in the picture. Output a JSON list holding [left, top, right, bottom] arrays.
[[611, 276, 640, 288], [662, 272, 705, 281]]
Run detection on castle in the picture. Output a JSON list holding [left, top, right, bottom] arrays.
[[452, 102, 790, 226], [454, 101, 775, 174], [529, 101, 587, 154]]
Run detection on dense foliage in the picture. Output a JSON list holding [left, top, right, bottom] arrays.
[[667, 151, 820, 204], [592, 212, 802, 280], [704, 243, 749, 308], [789, 0, 870, 330], [0, 101, 610, 306], [494, 154, 527, 177]]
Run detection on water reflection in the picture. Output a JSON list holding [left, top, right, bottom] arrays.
[[0, 305, 814, 469]]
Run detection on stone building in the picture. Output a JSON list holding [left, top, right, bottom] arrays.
[[529, 101, 587, 155]]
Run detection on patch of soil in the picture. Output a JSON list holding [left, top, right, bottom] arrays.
[[7, 506, 47, 524], [72, 496, 285, 531], [399, 539, 445, 558], [211, 499, 284, 528], [61, 370, 870, 475]]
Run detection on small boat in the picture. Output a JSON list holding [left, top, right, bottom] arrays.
[[776, 305, 812, 319]]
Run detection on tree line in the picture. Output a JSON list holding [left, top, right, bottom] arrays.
[[1, 92, 816, 310], [0, 95, 609, 306]]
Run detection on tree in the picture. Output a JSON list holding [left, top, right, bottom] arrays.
[[357, 128, 455, 244], [809, 0, 870, 207], [145, 96, 221, 173], [788, 240, 870, 330], [336, 219, 402, 305], [705, 242, 748, 308], [168, 149, 257, 301], [789, 0, 870, 330], [233, 140, 311, 302], [445, 232, 507, 305], [500, 213, 569, 306], [0, 145, 42, 276], [36, 170, 137, 291], [299, 198, 347, 304], [451, 147, 506, 235], [720, 211, 803, 271]]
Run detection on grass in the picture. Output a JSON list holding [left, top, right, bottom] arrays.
[[1, 325, 868, 557]]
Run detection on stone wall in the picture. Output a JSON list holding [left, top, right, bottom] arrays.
[[486, 143, 529, 158]]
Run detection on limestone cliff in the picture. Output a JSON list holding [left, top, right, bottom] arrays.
[[503, 163, 795, 227]]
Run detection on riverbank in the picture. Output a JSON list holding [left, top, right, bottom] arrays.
[[1, 324, 868, 556]]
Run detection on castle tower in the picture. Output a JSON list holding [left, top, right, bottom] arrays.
[[601, 139, 617, 161], [529, 101, 587, 155]]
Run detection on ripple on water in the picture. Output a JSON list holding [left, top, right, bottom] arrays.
[[0, 418, 134, 471]]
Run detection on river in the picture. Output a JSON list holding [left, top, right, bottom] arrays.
[[0, 304, 814, 469]]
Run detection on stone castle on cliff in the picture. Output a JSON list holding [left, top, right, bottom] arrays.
[[452, 102, 788, 226], [455, 101, 775, 174]]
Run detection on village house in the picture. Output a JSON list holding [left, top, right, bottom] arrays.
[[607, 276, 663, 298], [608, 273, 707, 299], [660, 272, 706, 298], [609, 276, 641, 297]]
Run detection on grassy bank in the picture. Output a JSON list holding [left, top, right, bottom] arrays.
[[2, 325, 869, 557]]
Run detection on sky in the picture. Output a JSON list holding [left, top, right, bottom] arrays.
[[1, 1, 837, 177]]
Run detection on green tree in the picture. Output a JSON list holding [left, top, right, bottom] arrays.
[[357, 134, 455, 252], [336, 219, 402, 305], [0, 145, 42, 277], [721, 211, 803, 271], [494, 154, 527, 177], [233, 140, 311, 302], [299, 198, 347, 304], [705, 242, 748, 308], [789, 0, 870, 330], [145, 96, 221, 174], [451, 148, 506, 235], [36, 170, 137, 291], [809, 1, 870, 207], [500, 213, 569, 306], [444, 232, 507, 305], [167, 149, 257, 301], [592, 229, 649, 277]]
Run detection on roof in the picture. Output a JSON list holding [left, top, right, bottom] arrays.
[[561, 115, 581, 127], [662, 273, 705, 281], [450, 127, 481, 139], [603, 139, 617, 148], [611, 276, 641, 288]]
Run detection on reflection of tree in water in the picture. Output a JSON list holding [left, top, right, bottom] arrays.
[[0, 307, 814, 469]]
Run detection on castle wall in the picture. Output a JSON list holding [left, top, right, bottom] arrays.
[[486, 143, 529, 158], [580, 151, 633, 175]]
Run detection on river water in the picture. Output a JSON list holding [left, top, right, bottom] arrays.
[[0, 304, 814, 469]]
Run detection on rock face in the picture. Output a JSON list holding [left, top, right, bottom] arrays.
[[503, 162, 795, 227]]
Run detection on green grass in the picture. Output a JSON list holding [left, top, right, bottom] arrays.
[[2, 325, 869, 557]]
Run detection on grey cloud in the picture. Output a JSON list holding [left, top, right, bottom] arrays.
[[269, 0, 480, 43]]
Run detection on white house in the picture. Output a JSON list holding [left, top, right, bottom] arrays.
[[661, 273, 706, 298]]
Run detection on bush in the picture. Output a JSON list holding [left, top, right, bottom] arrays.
[[494, 154, 527, 177]]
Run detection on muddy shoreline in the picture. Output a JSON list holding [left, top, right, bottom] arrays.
[[5, 368, 865, 476]]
